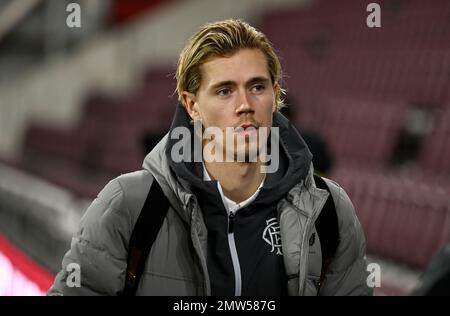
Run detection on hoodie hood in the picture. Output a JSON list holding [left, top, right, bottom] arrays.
[[162, 104, 313, 206]]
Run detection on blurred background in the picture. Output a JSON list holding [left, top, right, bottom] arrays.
[[0, 0, 449, 296]]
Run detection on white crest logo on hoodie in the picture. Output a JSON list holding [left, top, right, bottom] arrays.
[[263, 218, 283, 255]]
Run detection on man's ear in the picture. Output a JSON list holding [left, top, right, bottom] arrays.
[[181, 91, 201, 121], [273, 82, 280, 112]]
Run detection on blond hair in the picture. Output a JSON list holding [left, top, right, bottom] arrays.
[[176, 19, 285, 110]]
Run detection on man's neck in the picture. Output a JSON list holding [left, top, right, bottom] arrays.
[[204, 160, 265, 204]]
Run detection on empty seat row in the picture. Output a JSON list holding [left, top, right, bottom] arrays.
[[293, 96, 407, 168], [332, 167, 450, 269], [262, 0, 450, 106]]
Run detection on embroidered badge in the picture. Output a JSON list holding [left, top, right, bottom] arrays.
[[262, 218, 283, 255]]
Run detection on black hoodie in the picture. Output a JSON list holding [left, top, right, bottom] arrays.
[[166, 104, 312, 296]]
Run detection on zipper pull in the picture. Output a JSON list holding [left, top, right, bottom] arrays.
[[228, 211, 235, 234]]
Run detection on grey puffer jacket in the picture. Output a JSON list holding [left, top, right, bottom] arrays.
[[48, 137, 372, 296]]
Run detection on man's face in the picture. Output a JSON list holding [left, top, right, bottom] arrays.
[[183, 48, 278, 161]]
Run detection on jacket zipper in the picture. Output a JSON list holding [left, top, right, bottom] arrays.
[[298, 217, 314, 295], [227, 210, 242, 296]]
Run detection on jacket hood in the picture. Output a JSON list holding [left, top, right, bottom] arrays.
[[149, 104, 313, 207]]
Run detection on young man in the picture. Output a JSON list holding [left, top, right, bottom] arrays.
[[48, 19, 372, 296]]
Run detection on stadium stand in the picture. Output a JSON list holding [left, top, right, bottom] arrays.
[[260, 0, 450, 294], [1, 0, 449, 295]]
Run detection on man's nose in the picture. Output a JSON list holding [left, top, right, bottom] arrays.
[[235, 90, 254, 114]]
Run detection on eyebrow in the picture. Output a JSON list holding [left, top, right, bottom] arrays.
[[209, 76, 271, 91]]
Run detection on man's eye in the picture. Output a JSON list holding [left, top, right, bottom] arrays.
[[252, 84, 266, 93], [217, 88, 231, 96]]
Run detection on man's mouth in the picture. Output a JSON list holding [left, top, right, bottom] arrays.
[[234, 124, 258, 136]]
